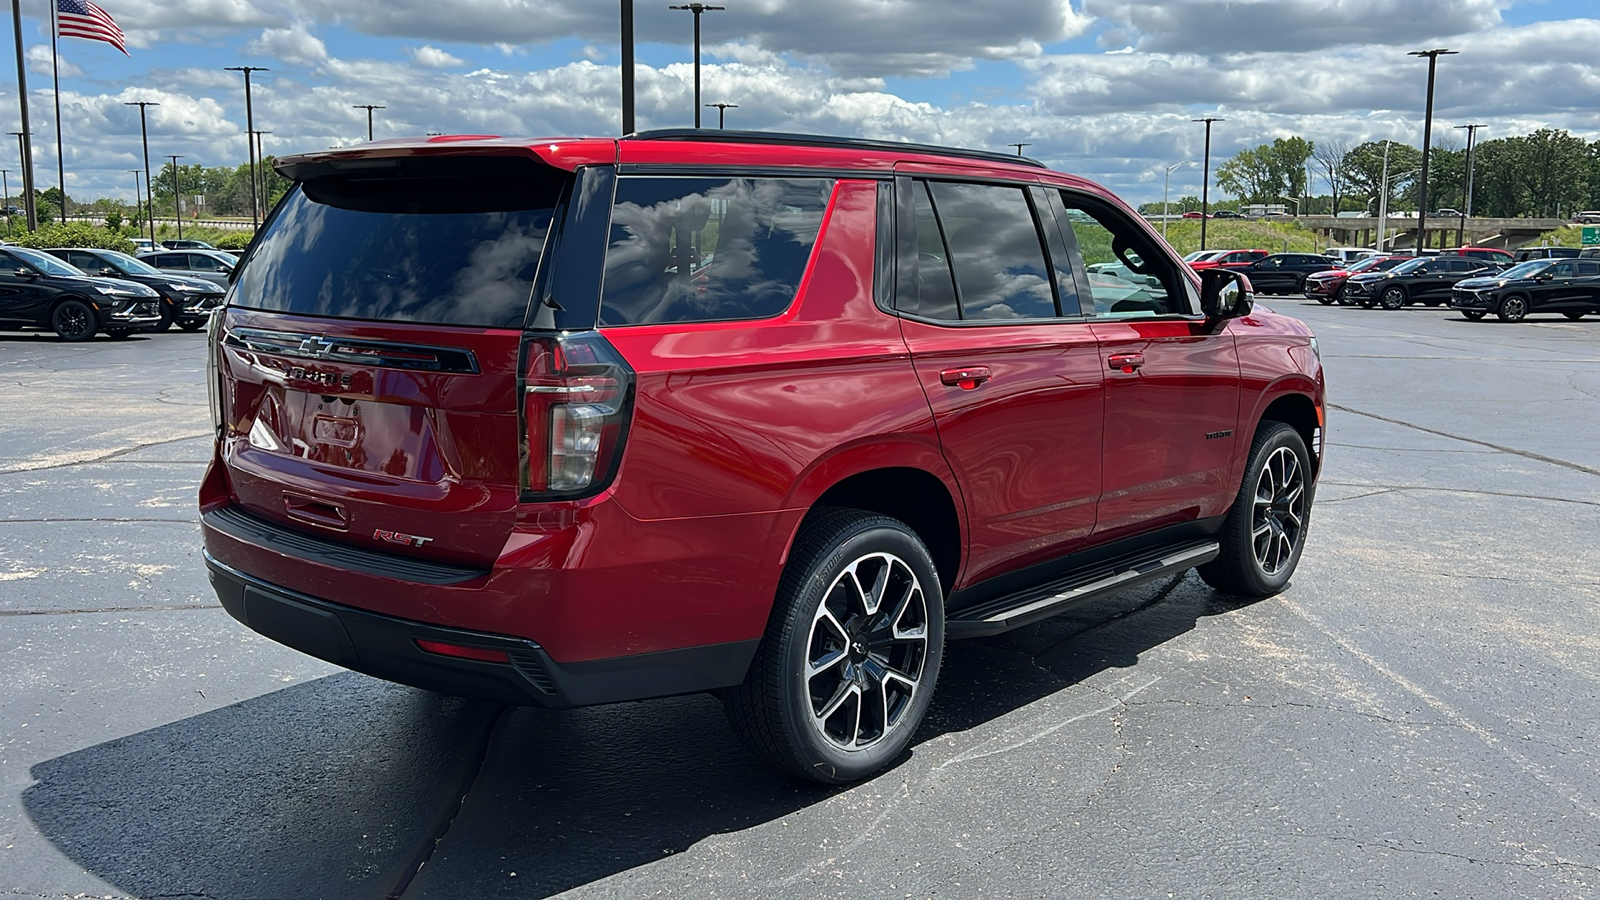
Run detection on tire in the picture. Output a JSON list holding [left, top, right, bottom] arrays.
[[1198, 422, 1313, 599], [1562, 312, 1585, 321], [1292, 276, 1307, 295], [1315, 294, 1334, 305], [1462, 310, 1487, 321], [723, 508, 944, 784], [1496, 295, 1528, 323], [1380, 286, 1407, 310], [154, 297, 174, 332], [51, 298, 97, 342]]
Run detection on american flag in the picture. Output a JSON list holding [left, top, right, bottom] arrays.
[[57, 0, 127, 55]]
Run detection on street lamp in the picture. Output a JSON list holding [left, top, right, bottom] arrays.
[[127, 169, 140, 235], [1193, 116, 1224, 250], [10, 0, 37, 229], [705, 102, 737, 129], [352, 104, 385, 141], [621, 0, 635, 134], [225, 67, 268, 228], [167, 154, 184, 240], [1408, 48, 1457, 252], [1278, 196, 1301, 215], [669, 3, 724, 128], [1455, 123, 1485, 248], [1162, 160, 1194, 240], [6, 130, 34, 229], [1009, 142, 1032, 157], [123, 102, 158, 242], [1375, 168, 1418, 253]]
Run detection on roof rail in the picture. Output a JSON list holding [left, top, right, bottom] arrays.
[[625, 128, 1046, 169]]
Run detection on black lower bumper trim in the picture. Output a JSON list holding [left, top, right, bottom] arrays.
[[205, 553, 759, 708]]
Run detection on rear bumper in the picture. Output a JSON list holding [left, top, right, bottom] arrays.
[[206, 551, 758, 708]]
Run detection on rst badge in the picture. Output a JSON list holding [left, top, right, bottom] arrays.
[[374, 529, 434, 548]]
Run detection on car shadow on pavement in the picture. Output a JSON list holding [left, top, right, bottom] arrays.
[[23, 572, 1256, 899]]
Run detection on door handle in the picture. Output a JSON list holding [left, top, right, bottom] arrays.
[[939, 366, 992, 390], [1108, 353, 1145, 373]]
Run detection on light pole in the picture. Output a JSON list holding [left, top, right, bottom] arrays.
[[1193, 117, 1223, 250], [167, 154, 184, 240], [621, 0, 635, 134], [7, 130, 33, 229], [353, 104, 385, 141], [1162, 160, 1193, 240], [252, 130, 272, 211], [225, 67, 268, 228], [1455, 123, 1485, 248], [128, 169, 141, 235], [1408, 48, 1456, 252], [0, 168, 9, 235], [123, 101, 158, 242], [1009, 142, 1032, 157], [669, 3, 724, 128], [705, 102, 737, 129], [1278, 196, 1301, 215], [10, 0, 36, 229]]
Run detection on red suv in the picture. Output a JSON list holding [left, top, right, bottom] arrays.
[[200, 131, 1324, 783], [1188, 249, 1268, 271]]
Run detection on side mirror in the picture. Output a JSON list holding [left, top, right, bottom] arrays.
[[12, 267, 34, 278], [1534, 271, 1554, 282], [1200, 269, 1253, 322], [100, 267, 119, 277]]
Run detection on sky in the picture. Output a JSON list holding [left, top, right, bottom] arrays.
[[4, 0, 1599, 208]]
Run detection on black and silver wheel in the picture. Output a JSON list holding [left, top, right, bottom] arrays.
[[51, 298, 96, 342], [1199, 422, 1313, 598], [1462, 310, 1487, 321], [1380, 286, 1407, 310], [1497, 295, 1528, 322], [724, 509, 943, 784]]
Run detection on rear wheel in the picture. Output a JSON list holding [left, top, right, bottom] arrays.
[[1497, 295, 1528, 322], [1199, 422, 1313, 598], [1462, 310, 1487, 321], [51, 298, 96, 341], [723, 508, 944, 784], [1380, 286, 1407, 310]]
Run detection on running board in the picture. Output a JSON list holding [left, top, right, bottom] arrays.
[[945, 541, 1219, 639]]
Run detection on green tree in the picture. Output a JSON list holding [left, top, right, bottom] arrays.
[[1215, 137, 1315, 205], [1339, 141, 1423, 212], [1512, 128, 1590, 217]]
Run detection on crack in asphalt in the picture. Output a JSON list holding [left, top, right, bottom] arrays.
[[0, 604, 222, 617], [1326, 441, 1492, 454], [0, 517, 197, 524], [0, 432, 212, 475], [1315, 481, 1600, 508], [1126, 696, 1469, 731], [1329, 404, 1600, 477], [1292, 832, 1600, 874]]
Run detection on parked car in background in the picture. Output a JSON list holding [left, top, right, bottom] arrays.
[[1580, 248, 1600, 259], [0, 245, 161, 340], [1434, 208, 1463, 218], [1189, 249, 1268, 271], [139, 249, 236, 287], [1450, 258, 1600, 322], [1181, 211, 1208, 219], [199, 130, 1325, 784], [1323, 247, 1378, 265], [130, 238, 159, 255], [1344, 256, 1499, 309], [46, 247, 225, 331], [1182, 249, 1227, 263], [1232, 253, 1338, 294], [159, 238, 218, 251], [1302, 255, 1409, 305], [1574, 211, 1600, 224], [1085, 260, 1162, 287], [1511, 246, 1580, 262], [1212, 210, 1243, 219], [1441, 246, 1514, 267]]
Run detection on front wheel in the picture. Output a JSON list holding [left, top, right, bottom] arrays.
[[1462, 310, 1487, 321], [51, 298, 97, 341], [1380, 286, 1407, 310], [1198, 422, 1313, 599], [1497, 295, 1528, 322], [723, 509, 944, 784], [1315, 294, 1335, 305]]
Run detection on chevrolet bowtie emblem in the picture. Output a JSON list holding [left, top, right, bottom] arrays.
[[297, 336, 335, 356]]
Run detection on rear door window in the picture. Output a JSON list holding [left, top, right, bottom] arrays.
[[232, 156, 568, 328], [598, 176, 833, 326], [927, 181, 1056, 321]]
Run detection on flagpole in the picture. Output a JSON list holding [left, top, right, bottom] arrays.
[[10, 0, 36, 230], [50, 0, 64, 222]]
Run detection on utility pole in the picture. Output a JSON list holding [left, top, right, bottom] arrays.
[[123, 101, 158, 242], [621, 0, 635, 134], [352, 104, 385, 141], [669, 3, 724, 128], [10, 0, 36, 230], [1376, 140, 1390, 252], [1455, 123, 1485, 249], [128, 168, 141, 235], [705, 102, 737, 129], [1009, 142, 1031, 157], [1408, 48, 1456, 252], [167, 154, 183, 240], [1193, 117, 1223, 250], [225, 67, 268, 228], [252, 130, 272, 212]]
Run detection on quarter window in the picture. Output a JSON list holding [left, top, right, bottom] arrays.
[[598, 176, 832, 326]]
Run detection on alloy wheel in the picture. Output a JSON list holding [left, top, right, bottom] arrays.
[[1381, 287, 1406, 310], [53, 303, 92, 339], [1499, 296, 1527, 322], [1251, 446, 1305, 576], [805, 552, 929, 751]]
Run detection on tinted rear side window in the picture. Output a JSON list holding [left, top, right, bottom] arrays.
[[928, 181, 1056, 320], [232, 156, 567, 328], [598, 176, 833, 326]]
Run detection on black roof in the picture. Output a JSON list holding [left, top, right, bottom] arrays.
[[626, 128, 1046, 169]]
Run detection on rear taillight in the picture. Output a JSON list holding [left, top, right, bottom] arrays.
[[521, 331, 634, 497], [206, 310, 224, 439]]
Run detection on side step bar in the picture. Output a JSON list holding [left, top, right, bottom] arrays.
[[946, 541, 1219, 639]]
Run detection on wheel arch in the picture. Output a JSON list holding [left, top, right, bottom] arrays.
[[50, 294, 102, 333], [1253, 388, 1321, 477]]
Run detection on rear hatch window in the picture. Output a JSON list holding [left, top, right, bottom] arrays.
[[233, 156, 568, 328]]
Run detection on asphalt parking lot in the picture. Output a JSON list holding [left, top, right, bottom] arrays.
[[3, 301, 1598, 899]]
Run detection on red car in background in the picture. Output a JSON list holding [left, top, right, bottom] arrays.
[[1189, 249, 1269, 271], [1303, 255, 1411, 305]]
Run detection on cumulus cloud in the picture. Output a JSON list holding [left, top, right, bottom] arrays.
[[244, 23, 329, 67], [26, 45, 83, 78], [407, 45, 465, 68], [1083, 0, 1508, 54]]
